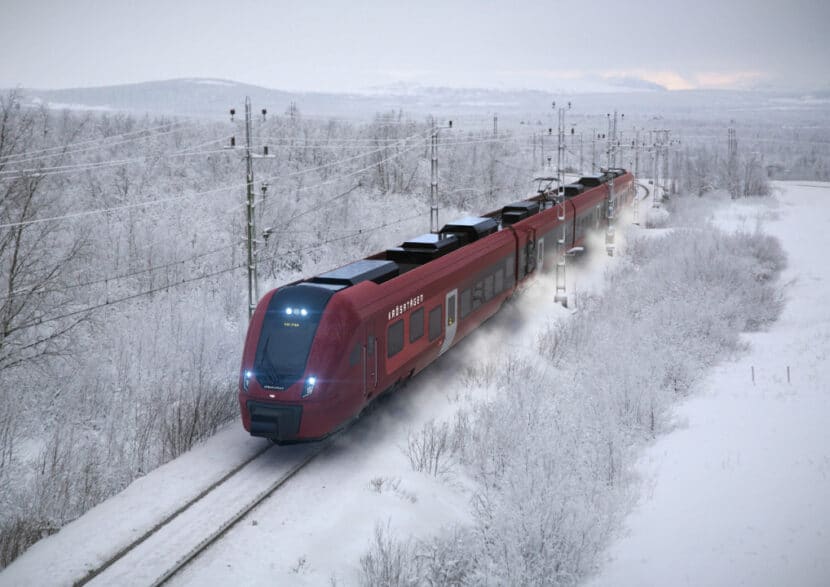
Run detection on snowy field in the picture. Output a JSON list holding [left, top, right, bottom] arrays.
[[588, 182, 830, 586], [1, 182, 827, 586]]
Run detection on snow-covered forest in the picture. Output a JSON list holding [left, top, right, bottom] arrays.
[[0, 85, 826, 576], [0, 90, 540, 564]]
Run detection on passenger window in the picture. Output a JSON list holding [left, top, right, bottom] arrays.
[[460, 289, 471, 318], [494, 268, 504, 294], [484, 275, 494, 301], [410, 308, 424, 342], [387, 320, 404, 357], [447, 294, 456, 326], [367, 335, 375, 356], [472, 282, 484, 309], [518, 248, 526, 279], [428, 306, 442, 342], [349, 343, 361, 366]]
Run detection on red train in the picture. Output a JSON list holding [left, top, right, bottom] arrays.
[[239, 169, 635, 442]]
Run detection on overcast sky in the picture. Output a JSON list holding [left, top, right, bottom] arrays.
[[1, 0, 828, 92]]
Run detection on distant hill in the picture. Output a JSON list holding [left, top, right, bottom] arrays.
[[8, 78, 826, 123], [16, 78, 364, 119]]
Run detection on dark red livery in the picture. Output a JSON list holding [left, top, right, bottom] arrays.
[[239, 170, 635, 442]]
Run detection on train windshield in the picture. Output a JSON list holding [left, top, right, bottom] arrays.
[[254, 284, 335, 389]]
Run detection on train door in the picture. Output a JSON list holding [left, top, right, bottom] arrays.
[[363, 322, 378, 398], [439, 289, 458, 355]]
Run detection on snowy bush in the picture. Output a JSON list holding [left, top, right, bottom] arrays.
[[404, 420, 453, 478], [359, 523, 418, 587], [368, 218, 786, 585], [359, 522, 474, 587]]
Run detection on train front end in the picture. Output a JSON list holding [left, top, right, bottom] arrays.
[[238, 283, 359, 443]]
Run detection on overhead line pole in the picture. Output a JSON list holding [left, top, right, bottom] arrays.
[[591, 128, 597, 173], [229, 97, 274, 319], [244, 97, 258, 319], [554, 100, 570, 306], [430, 121, 439, 233], [652, 130, 660, 207], [606, 111, 619, 256], [428, 119, 452, 233]]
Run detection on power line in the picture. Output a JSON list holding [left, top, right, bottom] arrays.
[[10, 211, 425, 331], [0, 242, 236, 302], [36, 140, 429, 289], [0, 128, 522, 229], [260, 139, 427, 218], [0, 120, 195, 165], [0, 130, 428, 230], [0, 132, 435, 303], [0, 143, 231, 179]]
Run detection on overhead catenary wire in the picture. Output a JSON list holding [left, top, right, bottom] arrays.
[[0, 180, 427, 302], [255, 139, 428, 218], [1, 133, 436, 299], [238, 131, 539, 221], [0, 144, 233, 179], [0, 129, 432, 230], [17, 140, 428, 291], [0, 120, 196, 165], [0, 242, 237, 302], [1, 127, 524, 199], [10, 211, 426, 332], [1, 125, 532, 295]]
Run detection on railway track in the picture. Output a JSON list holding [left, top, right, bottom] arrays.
[[75, 440, 331, 586]]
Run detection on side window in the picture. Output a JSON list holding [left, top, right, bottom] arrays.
[[518, 247, 526, 279], [387, 320, 404, 357], [460, 288, 472, 318], [526, 241, 536, 273], [349, 343, 361, 366], [409, 308, 424, 342], [428, 305, 442, 342], [484, 274, 494, 301], [505, 258, 514, 286], [368, 335, 375, 356], [494, 268, 504, 294], [472, 281, 484, 309]]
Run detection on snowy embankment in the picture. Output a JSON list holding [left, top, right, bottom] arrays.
[[2, 183, 823, 586], [587, 182, 830, 586]]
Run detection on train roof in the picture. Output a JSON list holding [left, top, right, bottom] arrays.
[[402, 233, 460, 251], [439, 216, 499, 245], [295, 169, 629, 293], [309, 259, 399, 287]]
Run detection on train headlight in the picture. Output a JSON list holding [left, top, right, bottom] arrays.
[[243, 370, 252, 392], [302, 376, 317, 398]]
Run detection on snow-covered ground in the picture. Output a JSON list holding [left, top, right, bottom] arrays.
[[587, 182, 830, 586], [2, 182, 827, 586]]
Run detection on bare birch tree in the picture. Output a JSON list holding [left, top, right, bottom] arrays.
[[0, 91, 90, 372]]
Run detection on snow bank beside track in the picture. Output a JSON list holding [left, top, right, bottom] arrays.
[[587, 182, 830, 586]]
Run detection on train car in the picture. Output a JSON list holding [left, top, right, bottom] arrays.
[[239, 169, 635, 442]]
